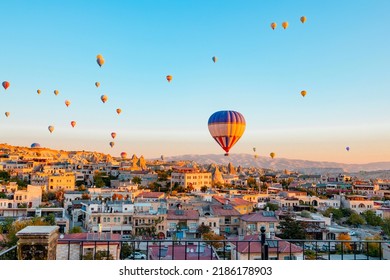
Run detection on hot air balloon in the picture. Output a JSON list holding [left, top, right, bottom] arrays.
[[282, 22, 289, 29], [208, 110, 246, 156], [71, 121, 76, 128], [120, 152, 127, 159], [95, 82, 100, 88], [212, 56, 217, 63], [253, 147, 256, 152], [97, 54, 103, 59], [116, 108, 122, 115], [37, 89, 41, 94], [2, 81, 10, 90], [270, 22, 277, 30], [31, 143, 41, 148], [5, 112, 10, 117], [54, 90, 59, 96], [346, 147, 350, 152], [111, 132, 116, 139], [97, 56, 105, 67], [254, 154, 258, 159], [270, 152, 275, 159], [101, 95, 108, 103], [109, 141, 115, 148], [166, 75, 172, 82], [161, 155, 164, 161], [300, 16, 306, 23], [301, 90, 307, 97], [65, 100, 71, 107], [48, 126, 54, 133]]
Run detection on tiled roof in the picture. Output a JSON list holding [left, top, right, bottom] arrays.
[[136, 192, 165, 199], [167, 209, 199, 220], [210, 204, 241, 216], [240, 211, 279, 222]]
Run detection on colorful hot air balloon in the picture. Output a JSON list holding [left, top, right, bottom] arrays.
[[166, 75, 172, 82], [95, 82, 100, 88], [109, 141, 115, 148], [5, 112, 10, 117], [208, 110, 246, 156], [120, 152, 127, 159], [48, 125, 54, 133], [31, 143, 41, 148], [96, 54, 103, 59], [101, 95, 108, 103], [65, 100, 71, 107], [2, 81, 10, 90], [346, 146, 350, 152], [212, 56, 217, 63], [282, 22, 289, 29], [301, 90, 307, 97], [270, 152, 275, 159], [116, 108, 122, 115], [111, 132, 116, 139], [270, 22, 277, 30], [300, 16, 306, 23], [71, 121, 76, 128], [54, 90, 59, 96], [97, 56, 105, 67], [37, 89, 41, 94]]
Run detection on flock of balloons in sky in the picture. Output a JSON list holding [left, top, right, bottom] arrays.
[[1, 14, 350, 158]]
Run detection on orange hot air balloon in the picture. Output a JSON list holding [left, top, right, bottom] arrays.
[[116, 108, 122, 115], [71, 121, 76, 128], [270, 22, 277, 30], [95, 82, 100, 88], [111, 132, 117, 139], [37, 89, 41, 94], [97, 56, 105, 67], [282, 22, 289, 29], [212, 56, 217, 63], [54, 90, 59, 96], [120, 152, 127, 159], [301, 90, 307, 97], [48, 125, 54, 133], [5, 112, 10, 117], [65, 100, 71, 107], [270, 152, 275, 159], [109, 141, 115, 148], [300, 16, 306, 23], [101, 95, 108, 103], [96, 54, 103, 59], [2, 81, 10, 90], [166, 75, 172, 82]]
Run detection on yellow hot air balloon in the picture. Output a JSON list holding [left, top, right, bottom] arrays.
[[282, 22, 289, 29], [101, 95, 108, 103], [116, 108, 122, 115], [48, 125, 54, 133], [270, 152, 275, 159], [111, 132, 117, 139], [301, 90, 307, 97], [109, 141, 115, 148], [65, 100, 71, 107], [300, 16, 306, 23], [5, 112, 10, 117], [95, 82, 100, 88], [54, 90, 59, 96], [270, 22, 277, 30], [96, 54, 103, 59], [37, 89, 41, 94], [97, 57, 105, 67]]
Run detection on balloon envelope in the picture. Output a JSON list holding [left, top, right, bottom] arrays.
[[116, 108, 122, 115], [65, 100, 70, 107], [270, 22, 277, 30], [208, 110, 246, 156], [109, 141, 115, 148], [346, 147, 350, 151], [111, 132, 116, 139], [212, 56, 217, 63], [270, 152, 275, 159], [121, 152, 127, 159], [97, 57, 105, 67], [71, 121, 76, 128], [95, 82, 100, 88], [101, 95, 108, 103], [48, 126, 54, 133], [2, 81, 10, 90], [54, 90, 59, 96], [282, 22, 289, 29], [300, 16, 306, 23], [301, 90, 307, 97], [166, 75, 172, 82], [5, 112, 10, 117], [37, 89, 41, 94], [31, 143, 41, 148]]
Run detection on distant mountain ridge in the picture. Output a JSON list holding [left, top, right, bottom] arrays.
[[165, 154, 390, 174]]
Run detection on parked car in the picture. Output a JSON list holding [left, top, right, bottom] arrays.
[[126, 252, 146, 260]]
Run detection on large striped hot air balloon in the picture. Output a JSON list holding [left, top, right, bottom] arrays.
[[208, 110, 246, 156]]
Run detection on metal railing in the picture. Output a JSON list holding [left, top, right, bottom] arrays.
[[0, 245, 17, 260]]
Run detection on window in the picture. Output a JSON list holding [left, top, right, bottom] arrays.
[[270, 223, 274, 229], [284, 256, 297, 260]]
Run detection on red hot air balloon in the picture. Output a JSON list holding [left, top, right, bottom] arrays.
[[111, 132, 117, 139], [121, 152, 127, 159], [2, 81, 10, 90], [71, 121, 76, 128]]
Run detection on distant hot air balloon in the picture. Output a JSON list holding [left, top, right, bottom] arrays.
[[111, 132, 117, 139], [96, 54, 103, 59], [270, 152, 275, 159], [48, 125, 54, 133], [95, 82, 100, 88], [121, 152, 127, 159], [71, 121, 76, 128], [31, 143, 41, 148], [2, 81, 10, 90], [254, 154, 258, 159], [301, 90, 307, 97], [270, 22, 277, 30], [5, 112, 10, 117], [161, 155, 164, 161], [300, 16, 306, 23], [116, 108, 122, 115], [97, 56, 105, 67], [37, 89, 41, 94], [54, 90, 59, 96], [109, 141, 115, 148], [282, 22, 289, 29], [166, 75, 172, 82], [253, 147, 256, 152], [65, 100, 71, 107], [101, 95, 108, 103], [212, 56, 217, 63], [346, 146, 350, 152], [208, 110, 246, 156]]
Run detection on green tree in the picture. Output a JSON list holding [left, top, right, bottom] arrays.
[[246, 177, 257, 189], [361, 210, 383, 227], [0, 171, 10, 181], [263, 202, 279, 211], [202, 232, 225, 249], [381, 217, 390, 236], [200, 186, 208, 193], [44, 213, 56, 225], [0, 192, 7, 199], [93, 175, 105, 188], [5, 217, 52, 246], [131, 176, 142, 185], [197, 224, 211, 236], [322, 207, 343, 221], [364, 235, 382, 258], [83, 250, 114, 260], [69, 226, 83, 233], [277, 215, 306, 239], [346, 213, 366, 227]]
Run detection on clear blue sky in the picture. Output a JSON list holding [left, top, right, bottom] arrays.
[[0, 0, 389, 163]]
